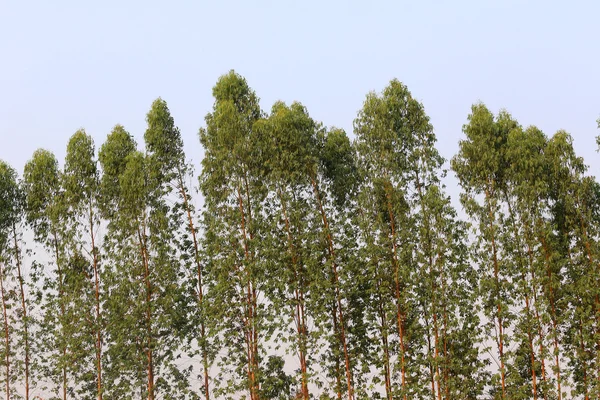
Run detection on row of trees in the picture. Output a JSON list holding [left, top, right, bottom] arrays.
[[0, 70, 598, 399]]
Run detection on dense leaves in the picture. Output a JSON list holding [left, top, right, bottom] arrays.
[[0, 72, 597, 400]]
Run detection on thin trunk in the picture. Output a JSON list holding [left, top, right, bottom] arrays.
[[278, 188, 309, 400], [484, 187, 505, 399], [0, 262, 10, 400], [539, 234, 562, 399], [52, 230, 67, 400], [376, 283, 392, 400], [177, 173, 209, 400], [242, 170, 260, 400], [578, 313, 590, 400], [577, 213, 600, 389], [12, 224, 29, 400], [415, 172, 442, 400], [332, 302, 343, 400], [88, 205, 103, 400], [438, 245, 450, 400], [309, 176, 354, 400], [504, 197, 538, 399], [425, 316, 436, 400], [383, 180, 407, 400], [237, 184, 259, 400], [136, 220, 154, 400]]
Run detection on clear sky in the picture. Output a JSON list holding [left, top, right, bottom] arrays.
[[1, 0, 598, 185]]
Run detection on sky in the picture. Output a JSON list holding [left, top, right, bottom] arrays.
[[1, 0, 599, 194]]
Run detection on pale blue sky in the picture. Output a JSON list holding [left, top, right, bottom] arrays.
[[1, 0, 598, 183]]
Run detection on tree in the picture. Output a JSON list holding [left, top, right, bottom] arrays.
[[23, 149, 72, 400], [199, 70, 268, 400], [144, 98, 210, 399], [99, 124, 188, 400], [0, 161, 21, 400], [452, 104, 518, 399], [63, 129, 104, 400]]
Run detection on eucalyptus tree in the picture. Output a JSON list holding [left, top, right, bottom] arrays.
[[199, 71, 269, 400], [356, 80, 483, 399], [144, 98, 210, 399], [23, 149, 71, 400], [409, 124, 485, 400], [451, 104, 520, 399], [63, 129, 104, 400], [97, 125, 143, 398], [546, 131, 600, 399], [354, 80, 423, 399], [317, 127, 362, 399], [0, 161, 21, 400], [99, 125, 188, 400], [254, 101, 321, 399]]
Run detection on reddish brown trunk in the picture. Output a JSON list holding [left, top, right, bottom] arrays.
[[332, 303, 343, 400], [136, 221, 154, 400], [383, 180, 407, 400], [578, 216, 600, 389], [237, 184, 260, 400], [578, 315, 590, 400], [310, 176, 353, 400], [415, 173, 442, 400], [12, 224, 29, 400], [484, 188, 505, 399], [539, 234, 562, 398], [88, 205, 103, 400], [177, 173, 209, 400], [376, 284, 392, 400], [0, 261, 10, 400], [505, 199, 538, 399], [52, 230, 68, 400], [278, 189, 309, 400]]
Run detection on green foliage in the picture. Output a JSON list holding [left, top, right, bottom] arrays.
[[2, 71, 600, 400]]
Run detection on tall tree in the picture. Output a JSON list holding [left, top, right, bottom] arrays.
[[63, 130, 104, 400], [144, 98, 210, 399], [23, 149, 71, 400], [452, 104, 518, 399], [199, 70, 268, 400], [99, 124, 188, 400], [0, 161, 20, 400]]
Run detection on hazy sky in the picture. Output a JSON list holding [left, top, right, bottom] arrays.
[[1, 0, 598, 187]]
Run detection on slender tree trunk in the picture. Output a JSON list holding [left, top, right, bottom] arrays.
[[278, 189, 309, 400], [176, 173, 210, 400], [237, 183, 259, 400], [309, 176, 354, 400], [525, 236, 548, 389], [504, 198, 538, 399], [88, 205, 103, 400], [12, 224, 29, 400], [0, 262, 10, 400], [578, 313, 590, 400], [484, 187, 505, 399], [382, 180, 407, 400], [332, 293, 342, 399], [376, 283, 392, 400], [425, 316, 436, 400], [577, 213, 600, 391], [51, 230, 67, 400], [539, 233, 562, 399], [415, 173, 442, 400], [136, 221, 154, 400]]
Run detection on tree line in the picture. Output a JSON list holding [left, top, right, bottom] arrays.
[[0, 70, 599, 400]]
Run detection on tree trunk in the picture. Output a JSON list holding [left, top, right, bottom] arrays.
[[12, 224, 29, 400], [309, 176, 354, 400], [0, 262, 10, 400], [177, 173, 210, 400]]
